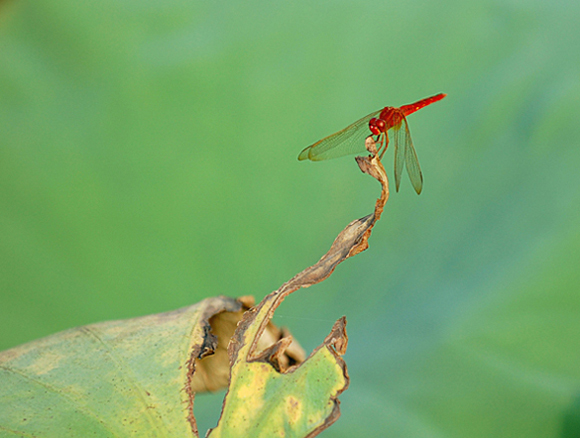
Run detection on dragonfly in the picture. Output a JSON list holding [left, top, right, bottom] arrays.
[[298, 93, 446, 194]]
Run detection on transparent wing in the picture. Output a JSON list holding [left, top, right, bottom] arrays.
[[392, 122, 405, 193], [298, 109, 381, 161], [402, 117, 423, 195]]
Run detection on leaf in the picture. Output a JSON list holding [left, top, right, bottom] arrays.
[[209, 317, 348, 438], [0, 295, 303, 438]]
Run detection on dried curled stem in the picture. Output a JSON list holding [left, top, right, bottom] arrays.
[[230, 136, 389, 363], [212, 137, 390, 437]]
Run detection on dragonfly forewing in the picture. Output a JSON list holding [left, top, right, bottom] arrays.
[[298, 110, 381, 161]]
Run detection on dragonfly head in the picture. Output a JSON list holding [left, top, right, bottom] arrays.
[[369, 117, 386, 136]]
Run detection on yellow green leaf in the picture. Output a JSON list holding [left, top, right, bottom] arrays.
[[0, 296, 248, 437]]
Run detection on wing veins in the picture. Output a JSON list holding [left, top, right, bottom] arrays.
[[298, 109, 381, 161]]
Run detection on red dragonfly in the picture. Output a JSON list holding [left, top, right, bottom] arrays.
[[298, 93, 446, 194]]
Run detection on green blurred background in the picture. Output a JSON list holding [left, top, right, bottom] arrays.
[[1, 0, 579, 436]]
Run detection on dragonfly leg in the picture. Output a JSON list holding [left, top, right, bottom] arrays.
[[379, 134, 390, 160], [373, 134, 384, 157]]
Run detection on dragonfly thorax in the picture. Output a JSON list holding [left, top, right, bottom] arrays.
[[369, 107, 404, 136], [380, 107, 404, 127]]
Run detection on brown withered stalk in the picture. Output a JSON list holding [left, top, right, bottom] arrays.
[[209, 137, 390, 437]]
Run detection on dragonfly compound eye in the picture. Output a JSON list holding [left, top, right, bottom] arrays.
[[369, 118, 385, 136]]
